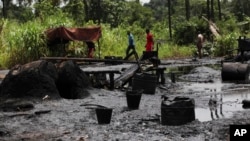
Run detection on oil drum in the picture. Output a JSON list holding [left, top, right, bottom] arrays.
[[161, 96, 195, 125]]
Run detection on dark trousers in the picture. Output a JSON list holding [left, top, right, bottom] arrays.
[[126, 45, 135, 57]]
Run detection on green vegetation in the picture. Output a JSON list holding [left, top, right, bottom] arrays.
[[0, 0, 249, 69]]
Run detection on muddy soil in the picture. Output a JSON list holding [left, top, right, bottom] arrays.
[[1, 57, 250, 141]]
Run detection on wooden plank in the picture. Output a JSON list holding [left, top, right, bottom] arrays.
[[114, 64, 139, 88], [83, 70, 121, 74], [83, 70, 121, 90], [113, 53, 148, 88], [40, 57, 149, 64]]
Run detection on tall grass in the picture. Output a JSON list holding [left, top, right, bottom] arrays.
[[0, 19, 8, 69], [3, 20, 47, 67], [0, 13, 74, 68], [158, 43, 195, 59], [213, 33, 240, 57], [0, 19, 196, 69], [98, 23, 194, 59]]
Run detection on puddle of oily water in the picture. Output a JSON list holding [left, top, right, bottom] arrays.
[[195, 83, 250, 122]]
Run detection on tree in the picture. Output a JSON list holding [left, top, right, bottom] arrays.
[[211, 0, 214, 21], [145, 0, 177, 22], [217, 0, 222, 20], [231, 0, 250, 21], [33, 0, 64, 22], [1, 0, 12, 18], [62, 0, 84, 25], [101, 0, 126, 27], [185, 0, 190, 21], [83, 0, 89, 22], [123, 1, 154, 28], [9, 4, 34, 22], [82, 0, 102, 24], [207, 0, 210, 19]]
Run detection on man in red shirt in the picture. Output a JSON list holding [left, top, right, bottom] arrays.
[[145, 29, 154, 52]]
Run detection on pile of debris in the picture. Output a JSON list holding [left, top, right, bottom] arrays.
[[0, 60, 90, 100]]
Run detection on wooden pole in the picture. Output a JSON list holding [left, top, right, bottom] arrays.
[[40, 57, 151, 64], [98, 39, 101, 59]]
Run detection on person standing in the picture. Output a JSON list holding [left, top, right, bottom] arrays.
[[86, 41, 95, 58], [145, 29, 154, 52], [197, 32, 204, 59]]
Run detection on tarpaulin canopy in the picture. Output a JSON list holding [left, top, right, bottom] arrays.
[[45, 26, 102, 45]]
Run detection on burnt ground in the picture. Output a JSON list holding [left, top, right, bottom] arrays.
[[1, 57, 250, 141]]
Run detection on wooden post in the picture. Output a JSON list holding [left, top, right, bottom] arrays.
[[171, 72, 176, 83], [98, 39, 101, 59], [109, 73, 115, 90]]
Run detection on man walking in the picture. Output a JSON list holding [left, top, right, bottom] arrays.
[[145, 29, 154, 52], [126, 31, 135, 58]]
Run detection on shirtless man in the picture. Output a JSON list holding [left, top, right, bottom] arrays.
[[197, 32, 204, 59]]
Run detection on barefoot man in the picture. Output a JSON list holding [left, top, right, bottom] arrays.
[[197, 32, 204, 59]]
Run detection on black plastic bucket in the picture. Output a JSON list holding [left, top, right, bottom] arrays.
[[132, 73, 157, 94], [126, 89, 143, 109], [161, 96, 195, 125], [95, 108, 113, 124], [242, 99, 250, 108]]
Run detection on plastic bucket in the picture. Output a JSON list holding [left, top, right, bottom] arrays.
[[95, 108, 113, 124], [132, 73, 157, 94], [126, 89, 143, 109], [161, 96, 195, 125], [242, 99, 250, 108]]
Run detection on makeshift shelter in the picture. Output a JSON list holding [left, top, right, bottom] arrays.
[[45, 26, 102, 58]]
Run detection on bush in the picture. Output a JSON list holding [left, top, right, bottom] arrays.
[[172, 17, 207, 45], [213, 32, 239, 56]]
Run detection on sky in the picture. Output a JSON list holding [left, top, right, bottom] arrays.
[[127, 0, 150, 5], [140, 0, 150, 4], [0, 0, 152, 7]]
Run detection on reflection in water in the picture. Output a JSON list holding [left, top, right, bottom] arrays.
[[196, 92, 250, 122], [208, 94, 224, 120], [165, 64, 250, 122]]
